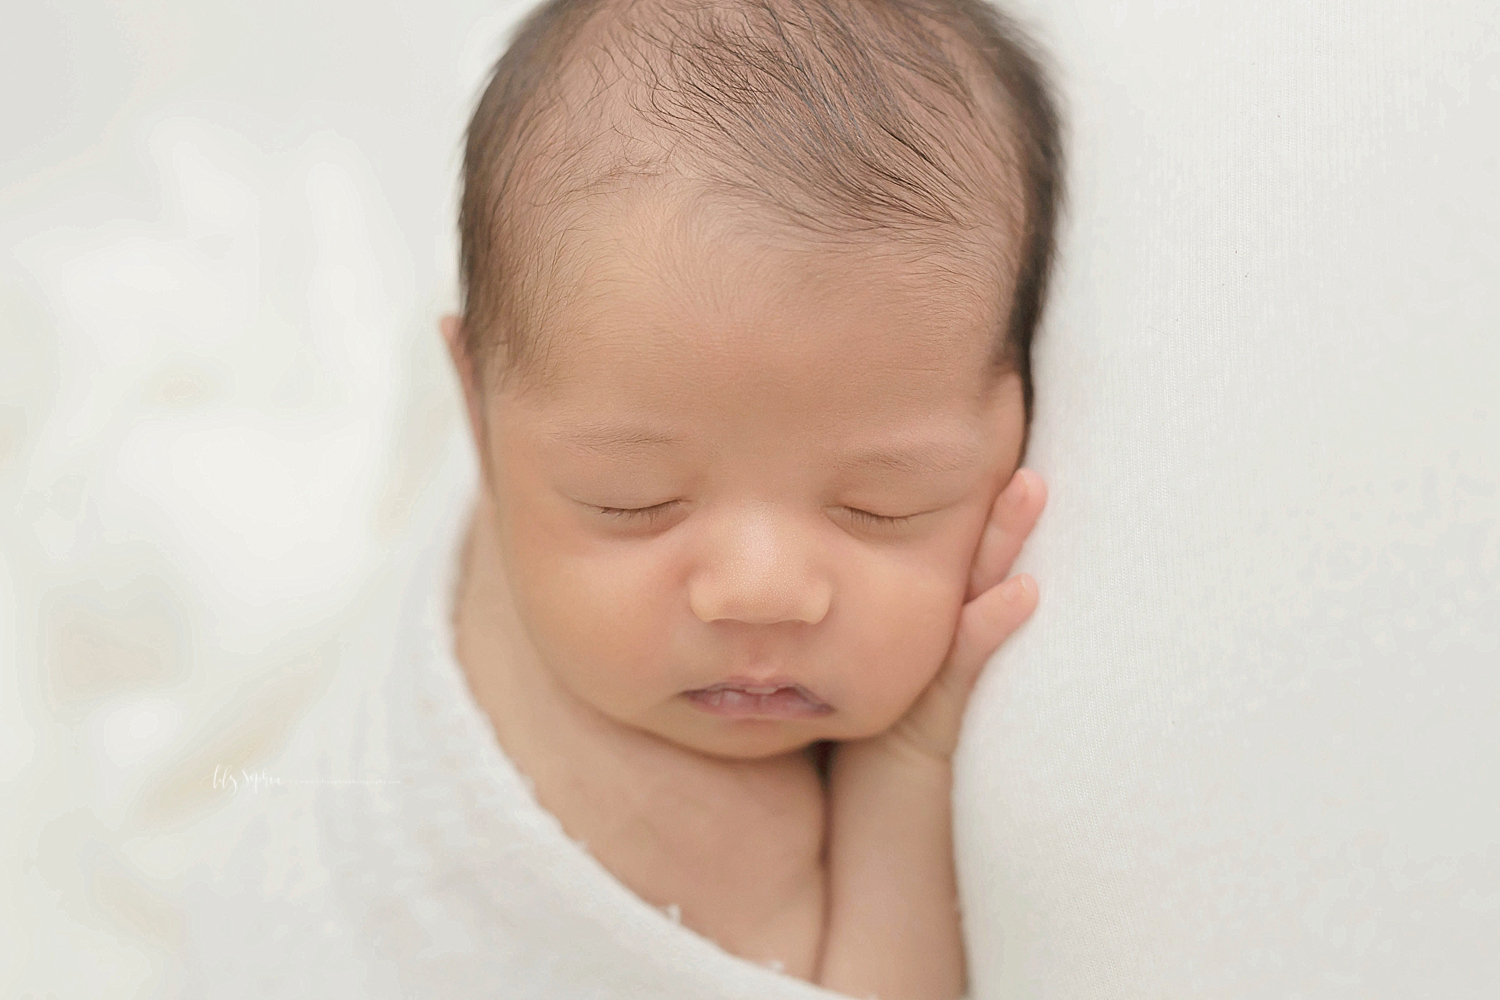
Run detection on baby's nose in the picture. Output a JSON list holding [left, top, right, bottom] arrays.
[[687, 510, 832, 626]]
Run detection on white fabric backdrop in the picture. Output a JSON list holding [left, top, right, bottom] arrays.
[[957, 1, 1500, 996], [2, 2, 526, 995], [4, 1, 1496, 998]]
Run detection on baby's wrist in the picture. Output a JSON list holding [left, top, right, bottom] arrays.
[[830, 730, 954, 792]]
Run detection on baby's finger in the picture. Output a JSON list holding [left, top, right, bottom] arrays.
[[967, 469, 1048, 603], [898, 574, 1038, 760], [947, 574, 1038, 701]]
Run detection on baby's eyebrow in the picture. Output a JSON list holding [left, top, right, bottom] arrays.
[[557, 423, 983, 475], [561, 425, 681, 451], [833, 439, 984, 475]]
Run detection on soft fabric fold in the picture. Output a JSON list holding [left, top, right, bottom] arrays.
[[179, 463, 864, 1000]]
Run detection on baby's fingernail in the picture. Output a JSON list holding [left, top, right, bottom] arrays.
[[1005, 575, 1033, 601], [1008, 470, 1031, 505]]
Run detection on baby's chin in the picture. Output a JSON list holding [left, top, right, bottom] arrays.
[[673, 727, 823, 762]]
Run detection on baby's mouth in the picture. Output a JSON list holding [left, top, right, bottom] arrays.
[[684, 681, 833, 719]]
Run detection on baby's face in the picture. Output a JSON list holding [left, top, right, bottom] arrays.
[[467, 191, 1025, 760]]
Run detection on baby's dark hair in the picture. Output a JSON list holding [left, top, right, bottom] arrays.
[[456, 0, 1064, 427]]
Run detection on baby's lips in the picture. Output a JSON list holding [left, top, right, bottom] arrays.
[[685, 683, 835, 718], [690, 676, 831, 709]]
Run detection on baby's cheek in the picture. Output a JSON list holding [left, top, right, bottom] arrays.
[[834, 566, 963, 734], [502, 539, 660, 705]]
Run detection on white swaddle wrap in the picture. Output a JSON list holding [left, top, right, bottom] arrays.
[[179, 461, 859, 1000]]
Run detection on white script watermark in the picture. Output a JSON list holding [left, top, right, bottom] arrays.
[[210, 764, 409, 794]]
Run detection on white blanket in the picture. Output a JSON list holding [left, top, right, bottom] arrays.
[[179, 461, 856, 1000]]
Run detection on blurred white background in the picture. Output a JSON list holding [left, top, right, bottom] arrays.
[[2, 2, 535, 996]]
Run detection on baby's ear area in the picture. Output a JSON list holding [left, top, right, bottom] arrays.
[[440, 313, 466, 369], [982, 369, 1029, 483], [439, 313, 491, 463], [440, 313, 480, 397]]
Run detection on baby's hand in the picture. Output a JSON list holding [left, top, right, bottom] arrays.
[[815, 469, 1047, 998], [878, 467, 1047, 766]]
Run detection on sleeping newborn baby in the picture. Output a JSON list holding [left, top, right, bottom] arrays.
[[442, 1, 1061, 997]]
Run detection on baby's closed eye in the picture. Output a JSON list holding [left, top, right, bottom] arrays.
[[593, 502, 679, 525], [591, 501, 927, 530], [842, 507, 920, 528]]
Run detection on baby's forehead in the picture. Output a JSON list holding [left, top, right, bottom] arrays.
[[519, 198, 1007, 401], [560, 180, 1012, 327]]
